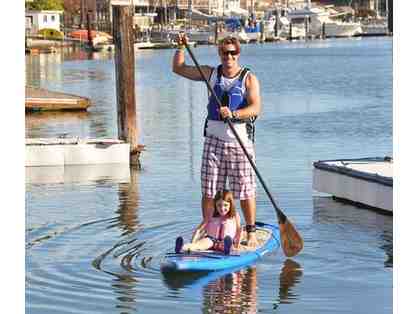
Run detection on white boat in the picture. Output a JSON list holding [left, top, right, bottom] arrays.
[[289, 7, 361, 38], [217, 29, 250, 44], [269, 2, 362, 38], [185, 29, 213, 44], [312, 157, 393, 213], [263, 14, 306, 40], [244, 31, 261, 42], [360, 19, 389, 36]]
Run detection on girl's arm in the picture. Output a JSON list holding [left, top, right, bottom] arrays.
[[191, 221, 207, 243]]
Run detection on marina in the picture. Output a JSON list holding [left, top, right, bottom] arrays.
[[25, 0, 392, 54]]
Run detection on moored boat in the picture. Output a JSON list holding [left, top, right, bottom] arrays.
[[313, 157, 393, 213]]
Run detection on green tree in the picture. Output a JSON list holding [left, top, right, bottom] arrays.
[[26, 0, 64, 11]]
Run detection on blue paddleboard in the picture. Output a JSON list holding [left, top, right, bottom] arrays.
[[160, 221, 280, 272]]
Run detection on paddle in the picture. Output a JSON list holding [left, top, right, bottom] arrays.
[[183, 41, 304, 257]]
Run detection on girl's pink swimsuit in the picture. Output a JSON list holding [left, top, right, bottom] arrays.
[[205, 216, 237, 242]]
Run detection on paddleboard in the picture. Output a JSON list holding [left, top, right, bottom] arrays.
[[160, 221, 280, 272]]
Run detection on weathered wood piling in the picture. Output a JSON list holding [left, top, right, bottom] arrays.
[[112, 3, 142, 166], [274, 10, 279, 38]]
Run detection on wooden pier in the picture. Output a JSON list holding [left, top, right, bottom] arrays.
[[26, 86, 91, 111]]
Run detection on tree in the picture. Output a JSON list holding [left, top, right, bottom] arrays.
[[26, 0, 64, 11]]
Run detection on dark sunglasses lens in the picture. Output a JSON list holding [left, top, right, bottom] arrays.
[[223, 50, 238, 56]]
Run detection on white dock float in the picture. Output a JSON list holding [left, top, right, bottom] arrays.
[[26, 164, 130, 185], [313, 157, 393, 213], [26, 138, 130, 167]]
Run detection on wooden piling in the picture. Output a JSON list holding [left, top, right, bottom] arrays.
[[112, 4, 141, 166], [322, 22, 326, 39], [87, 11, 93, 47], [215, 21, 218, 44], [388, 0, 393, 34], [289, 23, 293, 41], [274, 9, 279, 38]]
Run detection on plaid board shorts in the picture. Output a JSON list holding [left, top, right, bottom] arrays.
[[201, 136, 256, 200]]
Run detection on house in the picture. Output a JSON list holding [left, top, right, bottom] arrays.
[[26, 10, 63, 35]]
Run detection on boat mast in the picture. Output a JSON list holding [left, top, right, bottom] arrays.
[[188, 0, 192, 29]]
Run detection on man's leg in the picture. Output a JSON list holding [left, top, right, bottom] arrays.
[[240, 197, 258, 247], [200, 136, 222, 225], [202, 196, 215, 223]]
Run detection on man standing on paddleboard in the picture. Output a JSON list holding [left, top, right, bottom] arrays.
[[172, 34, 262, 247]]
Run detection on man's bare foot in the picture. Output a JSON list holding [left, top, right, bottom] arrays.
[[246, 232, 258, 248]]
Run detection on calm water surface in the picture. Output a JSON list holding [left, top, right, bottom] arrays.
[[26, 37, 392, 313]]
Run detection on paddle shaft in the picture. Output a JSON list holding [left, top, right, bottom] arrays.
[[184, 43, 287, 224]]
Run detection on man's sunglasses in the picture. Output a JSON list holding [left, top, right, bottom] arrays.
[[222, 50, 239, 56]]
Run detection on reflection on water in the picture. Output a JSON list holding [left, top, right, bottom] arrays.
[[203, 267, 257, 314], [312, 196, 393, 268], [25, 110, 90, 138], [163, 259, 303, 313], [274, 259, 303, 307], [116, 167, 141, 236], [111, 274, 139, 314]]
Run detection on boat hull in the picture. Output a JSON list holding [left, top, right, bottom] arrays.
[[313, 157, 393, 212]]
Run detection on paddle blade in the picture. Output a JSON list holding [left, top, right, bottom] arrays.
[[279, 219, 304, 257]]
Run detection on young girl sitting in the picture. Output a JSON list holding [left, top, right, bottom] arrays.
[[175, 190, 241, 255]]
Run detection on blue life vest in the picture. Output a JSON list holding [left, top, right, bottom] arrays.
[[204, 65, 257, 142], [207, 65, 249, 121]]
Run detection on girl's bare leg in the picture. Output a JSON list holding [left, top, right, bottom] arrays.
[[183, 237, 213, 252]]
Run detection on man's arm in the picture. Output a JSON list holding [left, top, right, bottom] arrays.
[[172, 49, 213, 81], [239, 73, 261, 118]]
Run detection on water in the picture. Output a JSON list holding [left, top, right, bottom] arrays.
[[26, 37, 392, 314]]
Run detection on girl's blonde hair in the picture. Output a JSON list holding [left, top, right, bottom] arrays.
[[213, 190, 236, 219]]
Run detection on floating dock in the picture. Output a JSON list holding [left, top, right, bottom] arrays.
[[26, 86, 91, 111], [99, 41, 197, 52], [26, 163, 130, 185], [26, 138, 130, 167], [313, 157, 393, 213]]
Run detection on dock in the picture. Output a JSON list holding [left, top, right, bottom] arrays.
[[26, 163, 130, 185], [313, 157, 393, 213], [26, 86, 91, 111], [26, 138, 131, 167], [99, 41, 197, 52]]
